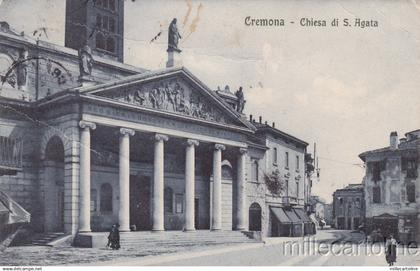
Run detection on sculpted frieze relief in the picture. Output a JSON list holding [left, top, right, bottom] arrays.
[[84, 103, 248, 142], [102, 78, 227, 124]]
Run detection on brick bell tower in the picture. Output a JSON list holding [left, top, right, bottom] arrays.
[[65, 0, 124, 62]]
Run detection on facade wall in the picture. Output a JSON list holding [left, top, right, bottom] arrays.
[[333, 188, 364, 230], [361, 132, 419, 243], [38, 114, 81, 234], [89, 161, 212, 231], [246, 132, 308, 238], [0, 115, 41, 230], [246, 147, 266, 235], [264, 134, 306, 204], [0, 32, 144, 102]]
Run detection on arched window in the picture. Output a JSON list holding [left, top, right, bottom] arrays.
[[164, 187, 173, 213], [45, 136, 64, 162], [96, 33, 105, 50], [339, 197, 343, 205], [106, 37, 115, 53], [249, 202, 262, 231], [100, 183, 113, 212], [222, 165, 233, 179]]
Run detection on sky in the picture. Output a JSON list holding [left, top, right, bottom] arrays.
[[1, 0, 419, 202]]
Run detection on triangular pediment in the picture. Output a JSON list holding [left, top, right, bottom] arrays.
[[82, 67, 253, 130]]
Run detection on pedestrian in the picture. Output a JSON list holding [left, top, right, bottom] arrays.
[[385, 234, 397, 266], [107, 223, 121, 250]]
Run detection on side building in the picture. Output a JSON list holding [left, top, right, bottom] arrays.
[[332, 184, 364, 230], [248, 119, 314, 237], [359, 130, 419, 244]]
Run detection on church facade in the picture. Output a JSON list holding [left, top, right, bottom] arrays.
[[0, 0, 314, 242]]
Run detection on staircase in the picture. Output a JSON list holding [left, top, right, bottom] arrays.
[[119, 230, 258, 251], [28, 232, 65, 246]]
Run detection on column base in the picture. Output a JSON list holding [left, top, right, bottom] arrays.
[[78, 229, 91, 233], [183, 228, 196, 232], [235, 227, 245, 231], [152, 229, 165, 232], [211, 228, 222, 231]]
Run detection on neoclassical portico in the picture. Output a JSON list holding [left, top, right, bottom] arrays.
[[73, 67, 254, 233], [77, 121, 249, 233]]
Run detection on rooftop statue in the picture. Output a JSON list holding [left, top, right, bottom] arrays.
[[168, 18, 182, 52], [235, 86, 246, 113], [78, 45, 93, 77]]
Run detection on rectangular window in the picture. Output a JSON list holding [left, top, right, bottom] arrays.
[[407, 183, 416, 203], [251, 159, 259, 182], [296, 181, 299, 198], [109, 18, 116, 33], [285, 152, 289, 169], [372, 186, 381, 203], [175, 194, 183, 213], [402, 158, 418, 178], [109, 0, 116, 11], [370, 160, 386, 181], [273, 147, 278, 165], [296, 155, 300, 171], [102, 16, 109, 31]]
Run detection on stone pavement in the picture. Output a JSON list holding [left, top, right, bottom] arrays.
[[0, 234, 262, 266]]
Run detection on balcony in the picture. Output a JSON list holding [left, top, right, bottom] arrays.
[[0, 136, 23, 176]]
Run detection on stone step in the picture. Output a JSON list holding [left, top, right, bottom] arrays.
[[29, 232, 66, 246], [120, 236, 252, 242], [118, 231, 256, 248], [121, 240, 253, 245]]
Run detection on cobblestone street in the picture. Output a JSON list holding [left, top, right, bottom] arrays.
[[0, 241, 238, 266], [0, 229, 397, 266]]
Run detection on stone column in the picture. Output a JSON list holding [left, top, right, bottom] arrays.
[[119, 128, 135, 232], [212, 144, 225, 231], [152, 134, 168, 231], [185, 139, 199, 231], [236, 147, 247, 230], [78, 120, 96, 233]]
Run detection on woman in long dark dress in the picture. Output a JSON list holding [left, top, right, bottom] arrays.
[[385, 234, 397, 266], [107, 224, 120, 250]]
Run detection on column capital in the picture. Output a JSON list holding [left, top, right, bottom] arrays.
[[155, 133, 169, 142], [239, 147, 248, 154], [79, 120, 96, 130], [120, 128, 135, 136], [214, 143, 226, 151], [187, 139, 199, 147]]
